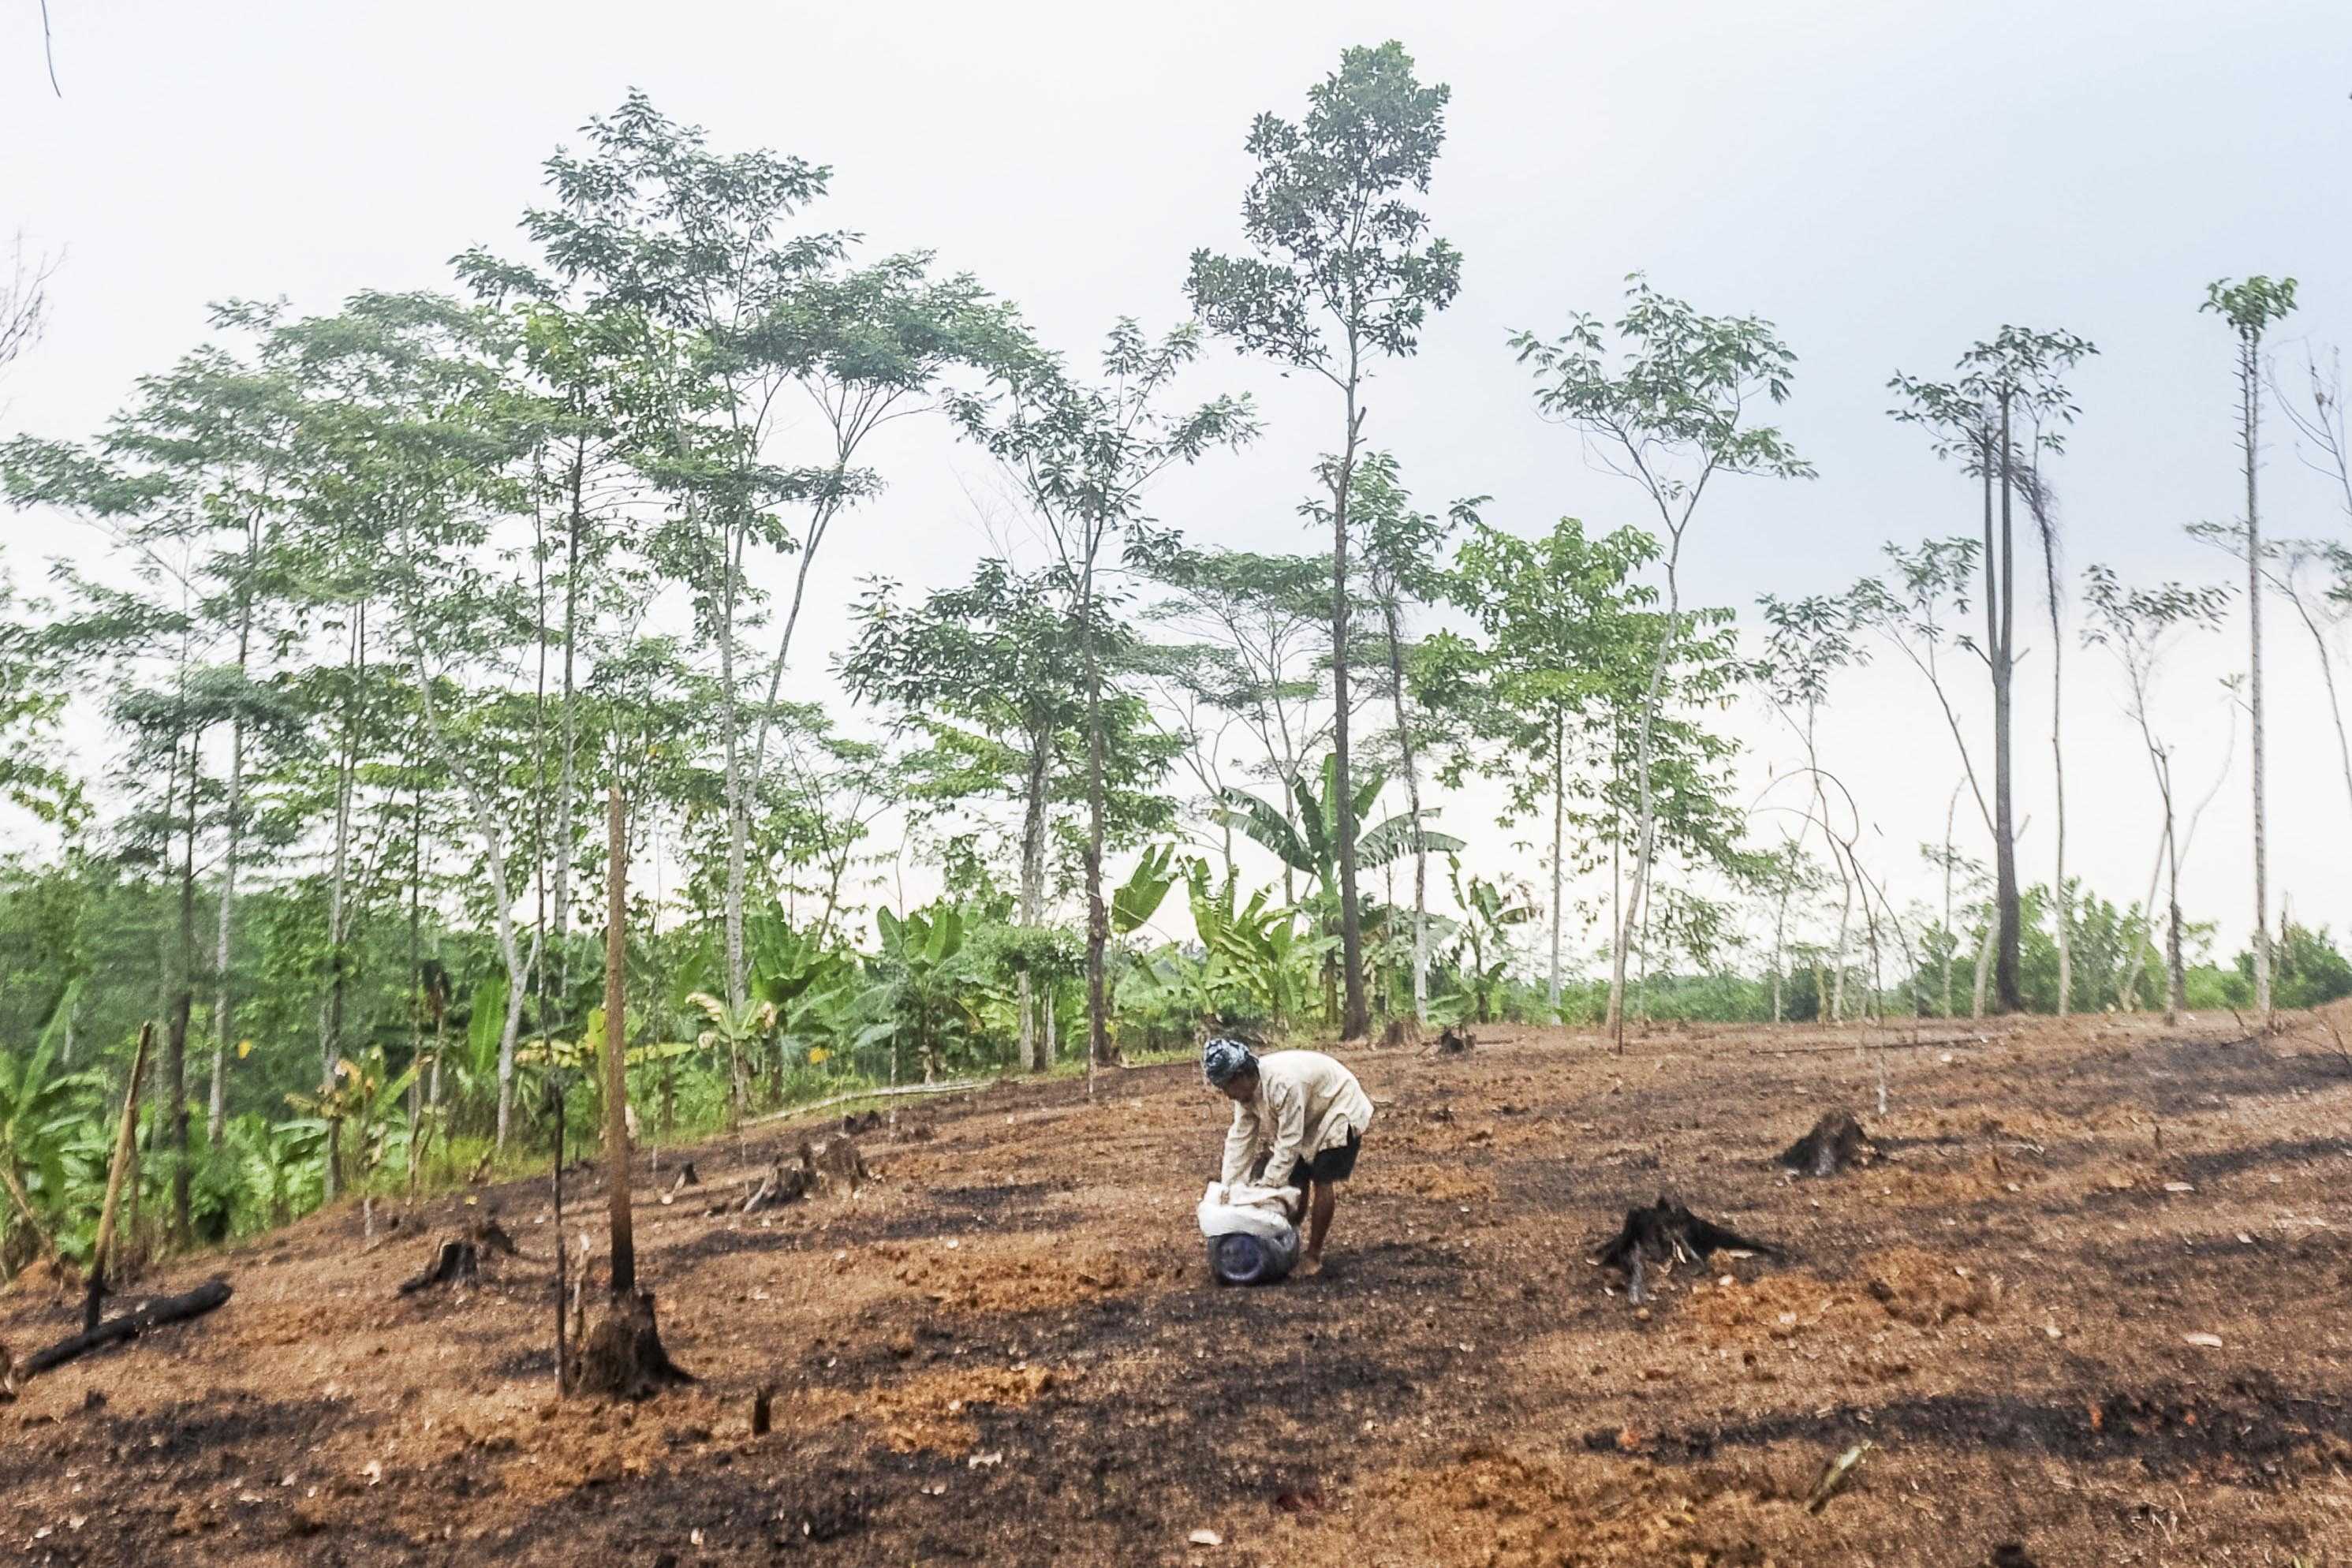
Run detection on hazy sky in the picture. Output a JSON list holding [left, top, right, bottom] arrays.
[[5, 0, 2350, 968]]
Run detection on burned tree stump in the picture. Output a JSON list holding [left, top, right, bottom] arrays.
[[804, 1135, 870, 1197], [399, 1238, 480, 1295], [1779, 1111, 1873, 1178], [1595, 1197, 1783, 1306], [1426, 1025, 1477, 1057], [397, 1215, 516, 1296], [740, 1161, 812, 1215], [570, 1287, 694, 1401]]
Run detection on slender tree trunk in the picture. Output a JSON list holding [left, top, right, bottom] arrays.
[[1970, 909, 1994, 1021], [2163, 792, 2186, 1025], [166, 737, 198, 1242], [208, 562, 255, 1144], [409, 629, 532, 1148], [323, 604, 363, 1111], [1548, 714, 1565, 1018], [1992, 409, 2023, 1012], [2242, 334, 2273, 1020], [604, 786, 635, 1297], [721, 519, 749, 1014], [1381, 592, 1430, 1023], [1830, 866, 1854, 1025], [1610, 532, 1684, 1033], [554, 455, 585, 1012], [1330, 386, 1369, 1040], [1770, 848, 1790, 1024], [2035, 487, 2072, 1020], [1018, 726, 1050, 1072], [1079, 550, 1112, 1079], [1942, 782, 1959, 1017]]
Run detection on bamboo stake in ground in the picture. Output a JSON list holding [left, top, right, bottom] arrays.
[[84, 1023, 154, 1332]]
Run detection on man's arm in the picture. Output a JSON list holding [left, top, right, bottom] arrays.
[[1256, 1081, 1309, 1189], [1219, 1102, 1260, 1187]]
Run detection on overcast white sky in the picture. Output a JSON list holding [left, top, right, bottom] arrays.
[[5, 0, 2350, 970]]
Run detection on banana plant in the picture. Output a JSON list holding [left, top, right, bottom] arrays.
[[875, 903, 974, 1082], [1111, 843, 1181, 936], [0, 980, 91, 1271], [685, 992, 777, 1129], [1215, 755, 1464, 896], [228, 1112, 322, 1229], [1182, 859, 1328, 1028], [286, 1047, 417, 1201], [1445, 854, 1538, 1022]]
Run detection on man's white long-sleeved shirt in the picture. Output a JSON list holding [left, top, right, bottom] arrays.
[[1219, 1049, 1374, 1189]]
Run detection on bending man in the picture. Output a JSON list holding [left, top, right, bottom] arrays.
[[1204, 1039, 1374, 1277]]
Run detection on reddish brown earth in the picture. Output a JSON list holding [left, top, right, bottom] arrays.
[[6, 1013, 2352, 1566]]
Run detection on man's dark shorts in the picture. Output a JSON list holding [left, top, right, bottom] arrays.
[[1279, 1129, 1363, 1191]]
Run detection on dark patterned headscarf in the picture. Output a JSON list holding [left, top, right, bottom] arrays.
[[1201, 1037, 1257, 1088]]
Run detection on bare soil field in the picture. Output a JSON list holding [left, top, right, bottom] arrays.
[[7, 1012, 2352, 1567]]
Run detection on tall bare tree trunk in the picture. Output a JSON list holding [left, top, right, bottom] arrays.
[[1330, 381, 1370, 1040], [1991, 409, 2024, 1013], [604, 786, 634, 1296], [1079, 554, 1112, 1081], [1382, 593, 1430, 1023], [2029, 476, 2073, 1019], [1610, 532, 1684, 1034], [2241, 337, 2274, 1021], [1018, 727, 1050, 1072], [208, 566, 256, 1144], [721, 521, 749, 1017], [166, 751, 197, 1242], [1548, 715, 1565, 1019]]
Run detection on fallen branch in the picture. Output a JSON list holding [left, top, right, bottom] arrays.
[[741, 1078, 985, 1129], [22, 1278, 232, 1378], [1748, 1033, 1991, 1060]]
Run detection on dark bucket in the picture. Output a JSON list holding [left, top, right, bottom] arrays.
[[1208, 1227, 1300, 1286]]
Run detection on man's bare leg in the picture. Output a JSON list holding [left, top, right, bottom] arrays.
[[1301, 1179, 1336, 1271]]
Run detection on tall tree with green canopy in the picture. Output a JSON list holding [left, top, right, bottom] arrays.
[[2202, 274, 2298, 1022], [275, 291, 539, 1144], [844, 558, 1088, 1070], [1142, 546, 1335, 890], [1890, 326, 2091, 1014], [1512, 279, 1810, 1032], [2081, 566, 2234, 1023], [3, 321, 312, 1227], [950, 321, 1253, 1073], [510, 91, 1026, 1021], [1421, 518, 1658, 1017], [1189, 39, 1462, 1040], [1347, 452, 1472, 1023]]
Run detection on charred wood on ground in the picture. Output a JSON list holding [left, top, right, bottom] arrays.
[[396, 1215, 517, 1295], [1426, 1025, 1477, 1057], [1594, 1197, 1782, 1305], [569, 1287, 693, 1400], [1779, 1111, 1874, 1177], [21, 1278, 233, 1378]]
